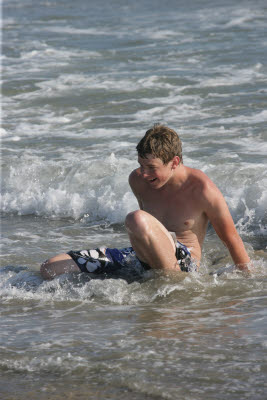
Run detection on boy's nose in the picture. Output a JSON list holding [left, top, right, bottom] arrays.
[[141, 170, 149, 178]]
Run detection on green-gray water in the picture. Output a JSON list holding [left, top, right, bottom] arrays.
[[1, 0, 267, 398]]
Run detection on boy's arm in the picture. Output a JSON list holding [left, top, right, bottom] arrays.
[[202, 180, 250, 271]]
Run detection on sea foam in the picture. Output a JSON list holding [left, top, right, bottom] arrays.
[[1, 153, 138, 222]]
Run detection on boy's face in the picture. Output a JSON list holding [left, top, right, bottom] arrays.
[[138, 154, 177, 189]]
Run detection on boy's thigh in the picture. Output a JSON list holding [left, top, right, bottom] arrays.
[[127, 210, 176, 254]]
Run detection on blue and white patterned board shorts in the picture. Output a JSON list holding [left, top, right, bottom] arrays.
[[67, 240, 193, 274]]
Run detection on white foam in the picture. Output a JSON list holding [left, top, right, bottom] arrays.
[[43, 26, 113, 36], [0, 127, 8, 137], [1, 259, 266, 309], [9, 73, 179, 103], [2, 44, 101, 84], [217, 110, 267, 125], [0, 352, 88, 374], [134, 103, 208, 123], [193, 6, 265, 31], [1, 153, 138, 222], [141, 28, 183, 40], [224, 9, 264, 28], [136, 92, 201, 106], [198, 64, 265, 88], [1, 127, 266, 233], [20, 47, 101, 61]]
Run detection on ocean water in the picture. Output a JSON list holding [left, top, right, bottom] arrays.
[[1, 0, 267, 399]]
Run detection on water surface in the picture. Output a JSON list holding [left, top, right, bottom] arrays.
[[1, 0, 267, 398]]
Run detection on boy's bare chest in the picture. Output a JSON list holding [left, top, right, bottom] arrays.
[[141, 191, 204, 233]]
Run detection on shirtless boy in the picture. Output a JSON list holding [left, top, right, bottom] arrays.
[[40, 124, 250, 279]]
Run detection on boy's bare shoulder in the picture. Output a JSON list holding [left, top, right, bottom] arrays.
[[129, 167, 140, 179], [187, 167, 220, 199], [129, 168, 145, 207], [187, 167, 210, 185], [129, 168, 143, 188]]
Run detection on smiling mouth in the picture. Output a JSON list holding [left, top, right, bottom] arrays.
[[149, 178, 157, 182]]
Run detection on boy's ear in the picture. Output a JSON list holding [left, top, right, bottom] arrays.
[[171, 156, 180, 169]]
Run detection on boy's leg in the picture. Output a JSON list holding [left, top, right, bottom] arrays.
[[40, 254, 80, 280], [125, 210, 179, 271]]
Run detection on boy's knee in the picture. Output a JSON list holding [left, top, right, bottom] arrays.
[[40, 260, 53, 280], [40, 256, 60, 280], [125, 210, 150, 236], [40, 254, 80, 280]]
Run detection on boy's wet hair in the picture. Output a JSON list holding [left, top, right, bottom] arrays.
[[136, 124, 183, 164]]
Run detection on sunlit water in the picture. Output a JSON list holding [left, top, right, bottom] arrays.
[[1, 0, 267, 399]]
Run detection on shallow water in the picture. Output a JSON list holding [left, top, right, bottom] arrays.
[[1, 0, 267, 398], [1, 264, 267, 399]]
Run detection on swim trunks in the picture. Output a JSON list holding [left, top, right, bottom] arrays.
[[67, 238, 192, 274]]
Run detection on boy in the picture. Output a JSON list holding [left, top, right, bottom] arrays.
[[41, 125, 250, 279]]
